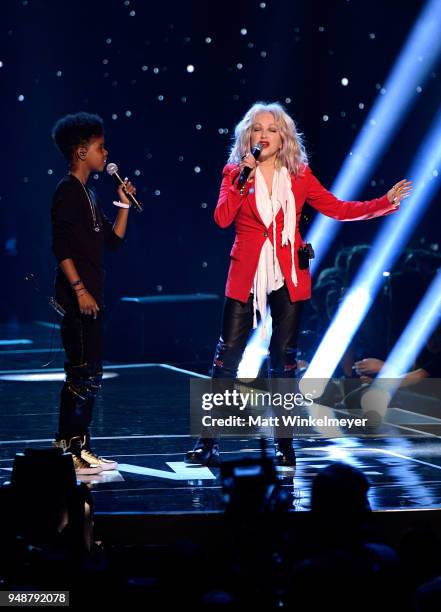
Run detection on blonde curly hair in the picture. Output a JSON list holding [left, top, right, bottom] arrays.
[[228, 102, 308, 176]]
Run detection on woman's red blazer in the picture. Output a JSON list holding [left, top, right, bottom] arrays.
[[214, 163, 398, 303]]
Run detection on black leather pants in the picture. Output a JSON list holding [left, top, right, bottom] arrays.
[[57, 305, 103, 440], [207, 284, 304, 444], [213, 284, 303, 379]]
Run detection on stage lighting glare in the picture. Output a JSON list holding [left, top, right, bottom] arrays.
[[378, 269, 441, 382], [304, 105, 441, 381], [237, 319, 272, 379], [0, 372, 119, 382], [307, 0, 441, 275]]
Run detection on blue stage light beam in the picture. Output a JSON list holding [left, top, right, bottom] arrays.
[[237, 318, 272, 379], [307, 0, 441, 276], [302, 104, 441, 388], [358, 271, 441, 421], [379, 269, 441, 381]]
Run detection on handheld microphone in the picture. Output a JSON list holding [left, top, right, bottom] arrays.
[[106, 163, 143, 212], [237, 143, 263, 188]]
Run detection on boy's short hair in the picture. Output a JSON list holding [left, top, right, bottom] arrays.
[[52, 112, 104, 162]]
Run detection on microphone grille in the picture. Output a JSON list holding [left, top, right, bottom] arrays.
[[106, 162, 118, 176], [252, 143, 263, 159]]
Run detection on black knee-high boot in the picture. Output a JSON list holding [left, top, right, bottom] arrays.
[[185, 339, 242, 466], [270, 360, 298, 467], [57, 362, 102, 441]]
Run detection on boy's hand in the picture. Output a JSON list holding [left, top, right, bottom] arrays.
[[117, 178, 137, 205], [77, 291, 100, 318]]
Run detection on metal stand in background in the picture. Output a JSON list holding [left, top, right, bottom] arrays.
[[24, 272, 65, 318], [23, 272, 65, 368]]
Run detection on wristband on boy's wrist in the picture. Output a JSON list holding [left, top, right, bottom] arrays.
[[71, 279, 83, 288], [113, 200, 130, 209]]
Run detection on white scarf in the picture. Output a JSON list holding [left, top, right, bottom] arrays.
[[252, 166, 297, 336]]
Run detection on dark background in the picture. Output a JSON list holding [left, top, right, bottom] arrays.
[[1, 0, 440, 324]]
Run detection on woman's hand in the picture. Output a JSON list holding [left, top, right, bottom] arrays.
[[239, 152, 258, 182], [117, 178, 137, 205], [354, 358, 384, 375], [77, 290, 100, 318], [387, 179, 412, 205]]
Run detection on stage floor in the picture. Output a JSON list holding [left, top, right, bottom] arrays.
[[2, 322, 441, 515]]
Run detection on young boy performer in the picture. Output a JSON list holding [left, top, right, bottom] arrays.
[[51, 112, 137, 474]]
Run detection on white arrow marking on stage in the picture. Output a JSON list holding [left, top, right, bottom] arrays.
[[117, 461, 216, 480]]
